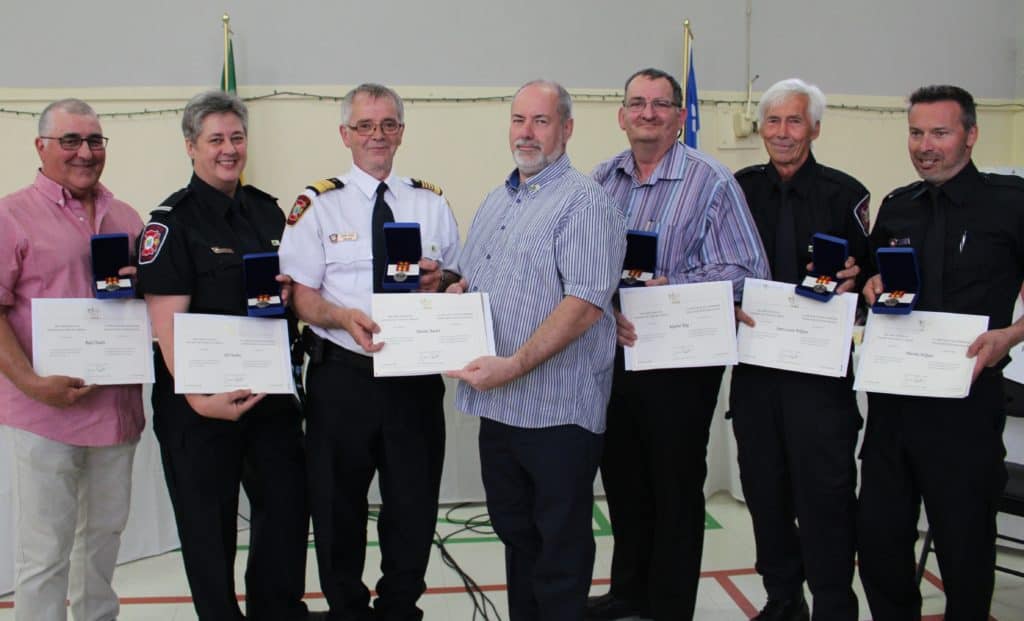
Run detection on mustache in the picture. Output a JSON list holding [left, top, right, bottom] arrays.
[[514, 139, 542, 150]]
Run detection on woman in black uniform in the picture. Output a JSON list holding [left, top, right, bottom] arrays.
[[137, 90, 314, 621]]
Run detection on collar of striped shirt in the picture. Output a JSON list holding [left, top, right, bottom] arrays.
[[504, 153, 573, 194]]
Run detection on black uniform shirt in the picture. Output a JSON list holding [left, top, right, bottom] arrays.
[[137, 174, 285, 316], [736, 152, 870, 287], [868, 161, 1024, 331]]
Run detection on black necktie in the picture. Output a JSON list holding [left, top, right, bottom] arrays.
[[230, 197, 264, 255], [773, 183, 798, 283], [920, 185, 945, 310], [371, 182, 395, 293]]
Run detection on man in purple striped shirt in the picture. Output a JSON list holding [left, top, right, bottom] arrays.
[[449, 80, 625, 621], [587, 68, 768, 621]]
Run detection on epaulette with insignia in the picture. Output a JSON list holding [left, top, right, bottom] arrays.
[[409, 178, 443, 195], [306, 177, 344, 196], [151, 188, 190, 215], [288, 178, 345, 226], [734, 164, 766, 178]]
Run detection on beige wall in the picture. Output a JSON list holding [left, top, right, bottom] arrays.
[[1, 85, 1021, 236]]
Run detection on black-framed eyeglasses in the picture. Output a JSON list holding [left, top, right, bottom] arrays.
[[623, 98, 680, 113], [40, 133, 109, 151], [346, 119, 404, 136]]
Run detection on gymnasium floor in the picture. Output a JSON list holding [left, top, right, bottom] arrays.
[[2, 492, 1023, 620]]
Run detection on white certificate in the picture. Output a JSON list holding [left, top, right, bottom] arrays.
[[371, 292, 496, 377], [737, 278, 857, 377], [173, 313, 295, 394], [853, 310, 989, 398], [620, 281, 738, 371], [31, 298, 154, 385]]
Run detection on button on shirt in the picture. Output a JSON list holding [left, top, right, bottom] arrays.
[[455, 154, 626, 433], [279, 165, 461, 355], [592, 142, 768, 298], [0, 171, 144, 446]]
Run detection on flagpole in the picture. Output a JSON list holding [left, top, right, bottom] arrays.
[[222, 14, 230, 92], [682, 21, 689, 97], [682, 20, 693, 99]]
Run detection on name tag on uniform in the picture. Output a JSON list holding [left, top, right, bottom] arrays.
[[210, 246, 235, 254], [329, 232, 358, 243]]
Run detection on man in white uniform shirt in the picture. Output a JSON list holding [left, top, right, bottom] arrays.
[[279, 83, 460, 621]]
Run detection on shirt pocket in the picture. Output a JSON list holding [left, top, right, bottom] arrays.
[[952, 227, 1010, 284], [324, 239, 372, 290], [192, 248, 244, 311], [194, 247, 242, 276]]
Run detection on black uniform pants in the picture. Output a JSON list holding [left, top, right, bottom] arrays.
[[153, 389, 310, 621], [600, 358, 725, 621], [305, 352, 445, 621], [478, 418, 603, 621], [857, 371, 1007, 621], [729, 364, 860, 620]]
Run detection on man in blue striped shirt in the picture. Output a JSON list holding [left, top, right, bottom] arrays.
[[448, 80, 626, 621], [587, 68, 769, 621]]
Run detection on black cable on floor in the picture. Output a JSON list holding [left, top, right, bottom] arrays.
[[242, 504, 503, 619], [435, 503, 502, 620]]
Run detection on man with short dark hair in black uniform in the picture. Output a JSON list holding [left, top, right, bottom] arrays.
[[137, 90, 314, 621], [859, 84, 1024, 621], [279, 83, 460, 621], [731, 78, 868, 621]]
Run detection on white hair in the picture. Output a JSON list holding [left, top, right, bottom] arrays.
[[757, 78, 826, 126]]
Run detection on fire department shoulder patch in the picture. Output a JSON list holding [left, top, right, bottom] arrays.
[[139, 222, 168, 265]]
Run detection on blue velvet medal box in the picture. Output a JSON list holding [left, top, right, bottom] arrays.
[[872, 247, 920, 315], [795, 233, 848, 302], [90, 234, 134, 299], [620, 230, 658, 288], [243, 252, 285, 316], [382, 222, 422, 292]]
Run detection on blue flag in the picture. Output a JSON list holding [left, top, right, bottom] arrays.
[[683, 48, 700, 148]]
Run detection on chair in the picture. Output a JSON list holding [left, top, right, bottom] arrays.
[[915, 377, 1024, 583]]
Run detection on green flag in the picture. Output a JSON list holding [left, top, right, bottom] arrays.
[[220, 38, 236, 92]]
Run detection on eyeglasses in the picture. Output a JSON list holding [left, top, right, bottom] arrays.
[[346, 119, 404, 136], [623, 98, 680, 113], [40, 133, 109, 151]]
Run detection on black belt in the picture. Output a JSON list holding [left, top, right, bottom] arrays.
[[321, 339, 373, 371]]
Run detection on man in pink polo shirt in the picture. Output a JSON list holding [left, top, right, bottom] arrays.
[[0, 98, 144, 621]]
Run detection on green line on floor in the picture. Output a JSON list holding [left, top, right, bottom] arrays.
[[238, 503, 722, 551]]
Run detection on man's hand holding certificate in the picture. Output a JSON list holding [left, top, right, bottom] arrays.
[[854, 310, 989, 398], [371, 292, 496, 377], [31, 298, 154, 385], [619, 281, 737, 371], [736, 278, 857, 377]]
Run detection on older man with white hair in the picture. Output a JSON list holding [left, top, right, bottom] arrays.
[[731, 78, 870, 621]]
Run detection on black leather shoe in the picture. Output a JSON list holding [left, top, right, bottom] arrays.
[[585, 592, 652, 620], [752, 596, 810, 621]]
